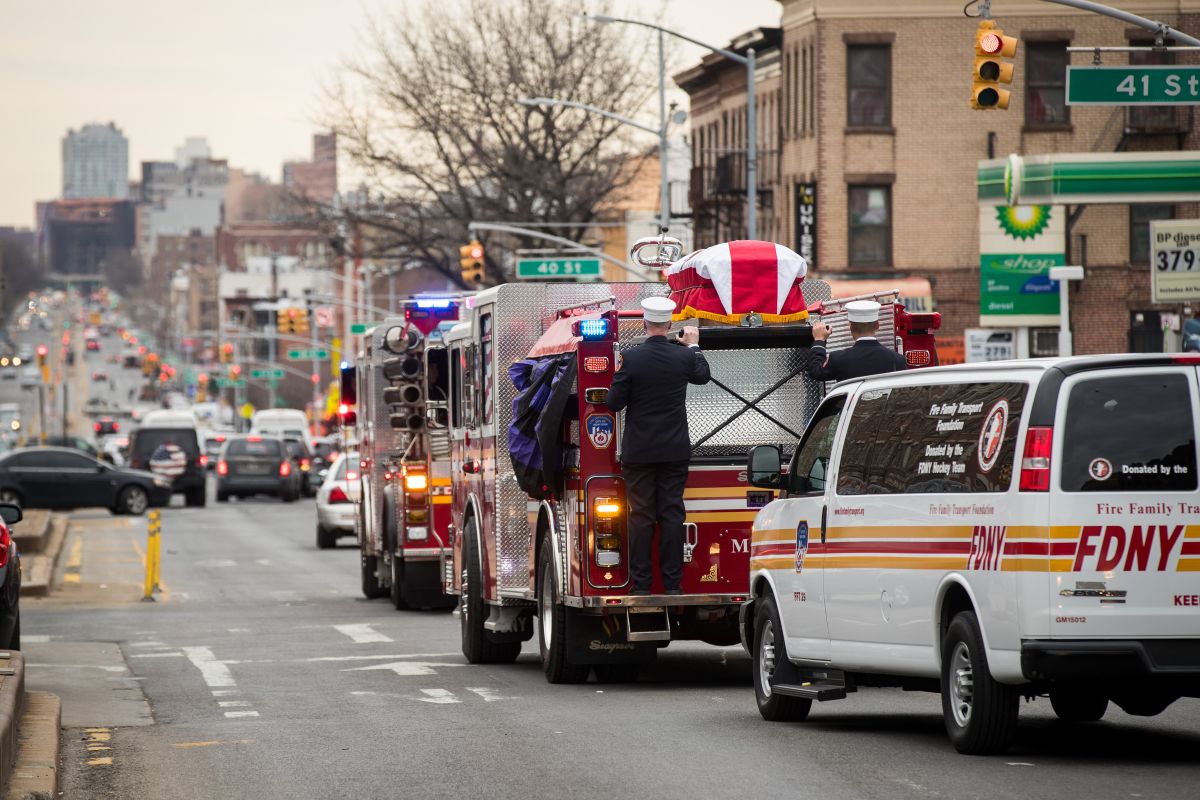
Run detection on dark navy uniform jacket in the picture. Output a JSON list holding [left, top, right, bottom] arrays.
[[806, 338, 907, 382], [605, 336, 711, 464]]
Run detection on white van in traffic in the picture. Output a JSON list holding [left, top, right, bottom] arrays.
[[249, 409, 312, 450], [743, 354, 1200, 754]]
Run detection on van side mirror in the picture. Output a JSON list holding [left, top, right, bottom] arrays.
[[0, 503, 22, 525], [747, 445, 783, 489]]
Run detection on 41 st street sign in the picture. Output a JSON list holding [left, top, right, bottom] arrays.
[[1067, 65, 1200, 105]]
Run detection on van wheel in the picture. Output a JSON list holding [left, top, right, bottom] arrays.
[[941, 610, 1018, 754], [460, 520, 520, 664], [1050, 689, 1108, 722], [753, 595, 812, 722], [216, 491, 229, 503], [537, 543, 589, 684], [360, 553, 387, 600], [185, 487, 206, 508]]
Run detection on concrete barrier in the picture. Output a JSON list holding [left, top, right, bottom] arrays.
[[0, 651, 26, 787]]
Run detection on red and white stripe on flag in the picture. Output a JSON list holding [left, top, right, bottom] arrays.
[[664, 240, 809, 324]]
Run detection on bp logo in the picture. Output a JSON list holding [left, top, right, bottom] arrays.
[[1088, 458, 1113, 481], [996, 205, 1052, 240], [977, 400, 1009, 473], [795, 521, 809, 574], [586, 414, 615, 449]]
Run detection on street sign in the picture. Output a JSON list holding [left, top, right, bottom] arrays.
[[1067, 65, 1200, 105], [313, 306, 334, 328], [250, 368, 285, 379], [349, 323, 377, 335], [516, 257, 602, 280], [1150, 219, 1200, 303], [287, 349, 329, 361], [216, 378, 246, 389]]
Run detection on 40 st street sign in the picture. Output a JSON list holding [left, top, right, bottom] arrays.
[[515, 257, 601, 280], [1067, 65, 1200, 105]]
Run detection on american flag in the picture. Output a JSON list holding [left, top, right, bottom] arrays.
[[149, 444, 187, 478]]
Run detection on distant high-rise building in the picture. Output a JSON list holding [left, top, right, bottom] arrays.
[[62, 122, 129, 199], [282, 132, 337, 203]]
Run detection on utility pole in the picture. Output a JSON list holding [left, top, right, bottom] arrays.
[[269, 254, 279, 410], [311, 304, 321, 433]]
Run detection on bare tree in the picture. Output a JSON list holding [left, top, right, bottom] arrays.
[[326, 0, 659, 285]]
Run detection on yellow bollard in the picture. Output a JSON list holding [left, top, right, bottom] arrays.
[[143, 510, 162, 602]]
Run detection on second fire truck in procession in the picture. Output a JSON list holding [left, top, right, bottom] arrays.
[[350, 296, 464, 609], [441, 238, 941, 683]]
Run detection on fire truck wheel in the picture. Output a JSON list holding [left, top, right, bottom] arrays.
[[537, 544, 589, 684], [361, 554, 387, 600], [1049, 689, 1108, 722], [941, 610, 1019, 754], [752, 595, 811, 722], [461, 522, 521, 664], [390, 557, 410, 610], [316, 524, 336, 550], [593, 663, 640, 684]]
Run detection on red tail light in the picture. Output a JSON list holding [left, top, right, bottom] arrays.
[[0, 526, 8, 569], [280, 461, 292, 477], [198, 454, 208, 468], [94, 423, 101, 432], [301, 458, 311, 471], [113, 422, 120, 432], [1019, 427, 1053, 492], [217, 460, 229, 477], [328, 486, 350, 504], [906, 350, 931, 367]]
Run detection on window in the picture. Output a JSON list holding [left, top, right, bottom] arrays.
[[1130, 204, 1174, 264], [450, 346, 463, 429], [787, 397, 845, 495], [848, 186, 891, 268], [227, 439, 282, 458], [1061, 373, 1196, 492], [1026, 42, 1069, 126], [480, 313, 494, 425], [838, 383, 1028, 495], [846, 45, 890, 127]]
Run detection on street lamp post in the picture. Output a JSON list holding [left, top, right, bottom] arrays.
[[586, 14, 757, 240]]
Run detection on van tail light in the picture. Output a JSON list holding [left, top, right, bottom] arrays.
[[1019, 426, 1053, 492], [217, 460, 229, 477], [300, 458, 311, 472], [198, 455, 209, 468], [94, 422, 101, 432], [328, 486, 350, 504], [280, 461, 292, 477], [113, 422, 120, 432]]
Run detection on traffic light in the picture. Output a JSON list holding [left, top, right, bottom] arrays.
[[972, 20, 1017, 110], [277, 308, 294, 334], [229, 364, 242, 380], [292, 308, 311, 335], [220, 343, 233, 364], [459, 240, 485, 285], [381, 323, 425, 430], [35, 346, 47, 368]]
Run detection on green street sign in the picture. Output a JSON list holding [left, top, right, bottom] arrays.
[[216, 378, 246, 389], [349, 322, 377, 335], [250, 368, 285, 379], [1067, 66, 1200, 105], [287, 349, 329, 361], [516, 257, 602, 280]]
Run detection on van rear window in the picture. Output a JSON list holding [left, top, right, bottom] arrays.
[[228, 439, 281, 458], [1061, 373, 1196, 492], [838, 382, 1027, 495]]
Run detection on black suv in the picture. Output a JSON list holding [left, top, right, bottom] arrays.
[[127, 425, 207, 507]]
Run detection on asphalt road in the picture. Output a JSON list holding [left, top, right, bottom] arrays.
[[18, 487, 1200, 800]]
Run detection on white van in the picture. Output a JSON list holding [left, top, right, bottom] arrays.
[[249, 409, 312, 450], [743, 354, 1200, 754]]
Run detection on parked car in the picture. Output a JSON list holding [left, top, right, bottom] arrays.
[[311, 436, 340, 481], [216, 436, 300, 503], [0, 503, 21, 650], [127, 410, 206, 507], [0, 447, 171, 515], [93, 417, 120, 437], [316, 451, 358, 549], [203, 433, 229, 469], [43, 435, 100, 459], [282, 436, 317, 497], [100, 435, 130, 467], [19, 366, 38, 389]]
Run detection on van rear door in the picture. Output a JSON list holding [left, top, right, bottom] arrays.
[[1050, 365, 1200, 638]]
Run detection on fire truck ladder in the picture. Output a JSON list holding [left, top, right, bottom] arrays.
[[690, 368, 807, 451]]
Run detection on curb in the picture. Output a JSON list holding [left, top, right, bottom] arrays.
[[0, 651, 26, 789], [10, 513, 49, 557], [3, 692, 61, 800], [20, 517, 67, 599]]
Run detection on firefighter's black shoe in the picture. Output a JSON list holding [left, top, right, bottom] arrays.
[[630, 588, 651, 596], [664, 588, 683, 596]]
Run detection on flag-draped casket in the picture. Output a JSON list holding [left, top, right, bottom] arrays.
[[664, 240, 809, 324]]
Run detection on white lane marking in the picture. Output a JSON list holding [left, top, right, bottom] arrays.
[[227, 628, 251, 633], [130, 653, 184, 659], [23, 635, 52, 643], [333, 624, 393, 644], [307, 653, 458, 663], [194, 559, 237, 568], [182, 647, 237, 688], [218, 701, 251, 708], [419, 689, 460, 704], [344, 661, 467, 677], [211, 689, 238, 697], [129, 641, 168, 648], [466, 687, 511, 703], [224, 711, 260, 718], [24, 663, 125, 672]]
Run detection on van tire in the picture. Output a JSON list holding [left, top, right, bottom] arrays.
[[361, 553, 387, 600], [460, 520, 521, 665], [216, 491, 229, 503], [752, 595, 812, 722], [941, 611, 1018, 754], [1050, 689, 1108, 722], [185, 487, 206, 508], [537, 543, 589, 684]]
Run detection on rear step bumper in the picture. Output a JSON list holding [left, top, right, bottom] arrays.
[[567, 593, 745, 609], [771, 682, 848, 702], [1022, 639, 1200, 681]]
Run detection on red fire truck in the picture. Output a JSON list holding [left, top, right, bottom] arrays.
[[441, 277, 939, 683], [350, 296, 464, 609]]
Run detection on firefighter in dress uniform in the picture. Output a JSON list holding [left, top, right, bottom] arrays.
[[605, 296, 711, 596], [807, 299, 907, 382]]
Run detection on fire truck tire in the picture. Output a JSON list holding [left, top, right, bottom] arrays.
[[537, 544, 589, 684], [361, 553, 387, 600], [941, 611, 1019, 754], [390, 557, 410, 610], [1049, 689, 1108, 722], [461, 522, 521, 664], [316, 524, 336, 550], [752, 595, 812, 722]]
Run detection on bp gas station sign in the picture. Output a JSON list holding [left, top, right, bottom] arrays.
[[978, 204, 1065, 326]]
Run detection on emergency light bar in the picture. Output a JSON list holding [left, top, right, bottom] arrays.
[[414, 298, 454, 309], [577, 319, 609, 340]]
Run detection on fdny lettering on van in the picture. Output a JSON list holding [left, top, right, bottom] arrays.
[[968, 525, 1006, 571], [1073, 525, 1184, 572]]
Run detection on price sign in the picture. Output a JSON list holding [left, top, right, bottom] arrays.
[[1150, 220, 1200, 303]]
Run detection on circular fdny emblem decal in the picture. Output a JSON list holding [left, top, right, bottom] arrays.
[[586, 414, 615, 449], [977, 400, 1009, 473], [795, 522, 809, 574], [1088, 457, 1112, 481]]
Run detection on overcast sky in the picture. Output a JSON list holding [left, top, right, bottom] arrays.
[[0, 0, 780, 227]]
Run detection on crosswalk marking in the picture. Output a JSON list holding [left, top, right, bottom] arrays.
[[224, 710, 260, 718], [466, 687, 511, 702], [419, 689, 461, 704], [333, 624, 393, 644]]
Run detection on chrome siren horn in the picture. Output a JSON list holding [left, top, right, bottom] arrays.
[[630, 235, 684, 270]]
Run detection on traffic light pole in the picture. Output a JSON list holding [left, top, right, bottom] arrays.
[[466, 222, 655, 280], [1015, 1, 1200, 47]]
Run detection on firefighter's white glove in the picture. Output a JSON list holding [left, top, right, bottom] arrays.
[[812, 321, 831, 342], [679, 326, 700, 347]]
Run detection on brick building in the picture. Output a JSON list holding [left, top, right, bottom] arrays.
[[676, 0, 1200, 356], [283, 133, 338, 205]]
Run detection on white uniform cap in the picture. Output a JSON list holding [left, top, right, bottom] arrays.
[[641, 296, 676, 323], [845, 299, 882, 324]]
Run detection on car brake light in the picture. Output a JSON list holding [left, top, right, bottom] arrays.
[[248, 436, 262, 442], [94, 423, 101, 432], [0, 526, 8, 569], [198, 454, 208, 468], [328, 486, 350, 504], [1019, 426, 1053, 492], [217, 460, 228, 476], [301, 458, 310, 471], [1172, 354, 1200, 364], [280, 461, 292, 477], [113, 422, 119, 432]]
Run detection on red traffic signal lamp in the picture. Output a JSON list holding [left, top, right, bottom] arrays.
[[338, 402, 357, 427], [459, 240, 485, 285], [972, 20, 1017, 110], [229, 364, 242, 379], [220, 342, 234, 363]]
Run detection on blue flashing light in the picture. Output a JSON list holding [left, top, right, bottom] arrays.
[[339, 360, 351, 370], [579, 319, 609, 340], [415, 298, 454, 309]]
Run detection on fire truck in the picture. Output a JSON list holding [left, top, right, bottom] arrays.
[[441, 265, 940, 682], [351, 296, 464, 610]]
